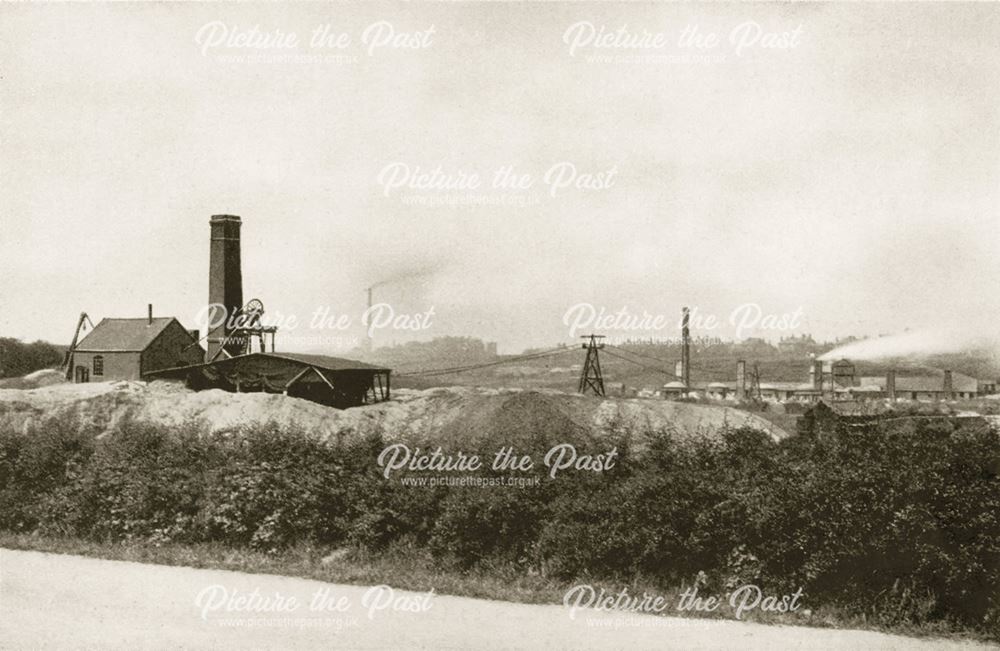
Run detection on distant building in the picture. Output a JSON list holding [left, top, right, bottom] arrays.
[[71, 316, 204, 382], [759, 382, 822, 403], [858, 370, 982, 400], [705, 381, 729, 399], [776, 334, 818, 354], [798, 400, 888, 436], [662, 381, 687, 398], [799, 399, 989, 438], [655, 357, 996, 404]]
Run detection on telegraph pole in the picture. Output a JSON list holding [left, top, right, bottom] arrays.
[[578, 334, 606, 396], [749, 362, 763, 406], [364, 286, 374, 352]]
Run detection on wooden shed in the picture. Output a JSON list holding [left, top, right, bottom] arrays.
[[144, 352, 391, 409]]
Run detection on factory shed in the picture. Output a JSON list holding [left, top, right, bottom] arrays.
[[858, 372, 980, 400], [145, 352, 391, 409], [798, 399, 989, 437]]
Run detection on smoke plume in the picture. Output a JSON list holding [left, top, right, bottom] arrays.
[[819, 328, 1000, 362], [366, 259, 448, 291]]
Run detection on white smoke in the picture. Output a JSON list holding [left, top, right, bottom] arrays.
[[367, 260, 448, 291], [819, 328, 1000, 362]]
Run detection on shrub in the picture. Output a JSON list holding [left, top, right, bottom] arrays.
[[72, 419, 213, 542], [0, 412, 94, 532], [199, 424, 352, 551], [429, 481, 549, 569], [0, 412, 996, 636]]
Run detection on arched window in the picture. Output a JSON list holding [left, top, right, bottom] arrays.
[[93, 356, 104, 376]]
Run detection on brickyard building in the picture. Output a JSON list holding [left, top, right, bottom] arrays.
[[70, 313, 204, 383]]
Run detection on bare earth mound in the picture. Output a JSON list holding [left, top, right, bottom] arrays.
[[0, 381, 788, 446]]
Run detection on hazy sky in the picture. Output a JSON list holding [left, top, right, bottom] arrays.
[[2, 2, 998, 354]]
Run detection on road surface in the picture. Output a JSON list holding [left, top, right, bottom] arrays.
[[0, 549, 991, 650]]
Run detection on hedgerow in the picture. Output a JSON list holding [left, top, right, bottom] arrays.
[[0, 412, 996, 635]]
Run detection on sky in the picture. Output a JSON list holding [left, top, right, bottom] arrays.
[[1, 2, 998, 354]]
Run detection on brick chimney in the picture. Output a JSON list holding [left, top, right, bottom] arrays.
[[886, 370, 896, 401], [943, 369, 953, 399], [207, 215, 243, 361], [736, 360, 746, 401], [809, 358, 823, 390], [680, 306, 691, 387]]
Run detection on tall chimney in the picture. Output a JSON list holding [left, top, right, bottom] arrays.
[[365, 286, 374, 352], [822, 360, 834, 397], [736, 359, 746, 401], [681, 306, 691, 387], [810, 358, 824, 390], [207, 215, 243, 362], [943, 370, 953, 399], [147, 303, 153, 326], [886, 370, 896, 401]]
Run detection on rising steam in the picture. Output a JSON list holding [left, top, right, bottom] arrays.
[[819, 328, 999, 362]]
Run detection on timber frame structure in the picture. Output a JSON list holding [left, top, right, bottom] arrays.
[[145, 352, 390, 409]]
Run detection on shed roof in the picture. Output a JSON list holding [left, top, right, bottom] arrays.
[[257, 352, 390, 372], [75, 318, 178, 352], [813, 399, 971, 418], [146, 351, 390, 377], [859, 372, 980, 393], [816, 400, 894, 417], [760, 381, 816, 391], [144, 351, 391, 408]]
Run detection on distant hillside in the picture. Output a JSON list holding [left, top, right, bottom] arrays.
[[371, 336, 1000, 392], [350, 336, 498, 370]]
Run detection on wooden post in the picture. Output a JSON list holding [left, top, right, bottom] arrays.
[[284, 367, 312, 394], [312, 368, 337, 392]]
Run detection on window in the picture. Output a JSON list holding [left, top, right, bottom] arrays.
[[93, 356, 104, 376]]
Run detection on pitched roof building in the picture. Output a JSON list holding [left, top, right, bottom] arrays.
[[70, 316, 204, 382]]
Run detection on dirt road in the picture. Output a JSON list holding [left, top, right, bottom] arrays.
[[0, 549, 990, 650]]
